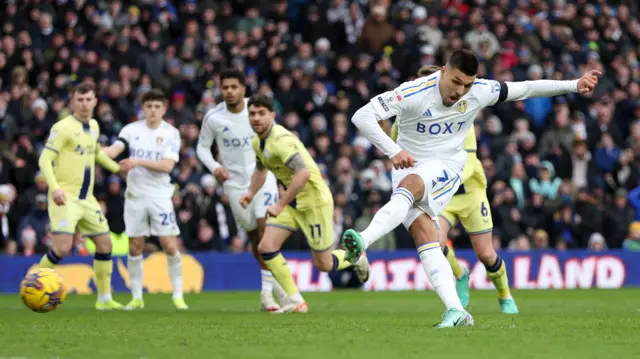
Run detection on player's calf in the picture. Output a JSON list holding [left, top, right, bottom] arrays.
[[159, 236, 187, 309], [249, 226, 281, 311], [410, 215, 467, 317], [258, 226, 306, 311], [124, 236, 146, 310], [470, 232, 518, 313], [92, 233, 122, 309]]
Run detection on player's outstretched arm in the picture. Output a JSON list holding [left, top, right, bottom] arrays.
[[120, 157, 175, 173], [498, 70, 601, 103], [95, 148, 121, 174]]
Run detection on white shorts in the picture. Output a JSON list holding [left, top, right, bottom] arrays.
[[226, 171, 278, 232], [391, 155, 465, 229], [124, 196, 180, 237]]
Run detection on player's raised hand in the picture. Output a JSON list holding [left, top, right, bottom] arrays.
[[391, 150, 415, 170], [266, 203, 284, 217], [214, 167, 231, 184], [577, 70, 601, 94], [52, 189, 66, 206], [239, 192, 253, 209]]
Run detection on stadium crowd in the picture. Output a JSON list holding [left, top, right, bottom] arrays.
[[1, 0, 640, 257]]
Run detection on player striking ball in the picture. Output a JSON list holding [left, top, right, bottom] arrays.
[[242, 94, 370, 313], [390, 65, 518, 314], [343, 49, 599, 327], [196, 69, 286, 311], [38, 83, 125, 311], [102, 89, 187, 310]]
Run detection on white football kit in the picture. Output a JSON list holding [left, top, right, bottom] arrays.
[[365, 72, 503, 227], [197, 99, 278, 232], [116, 120, 181, 237]]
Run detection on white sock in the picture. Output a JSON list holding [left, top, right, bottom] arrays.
[[417, 242, 463, 311], [167, 252, 183, 300], [98, 293, 112, 302], [361, 188, 414, 249], [261, 269, 275, 293], [128, 254, 144, 300]]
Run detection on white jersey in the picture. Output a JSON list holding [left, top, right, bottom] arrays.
[[370, 71, 502, 161], [116, 120, 181, 199], [198, 99, 257, 190]]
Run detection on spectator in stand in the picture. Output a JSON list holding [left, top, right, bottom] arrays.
[[623, 222, 640, 251]]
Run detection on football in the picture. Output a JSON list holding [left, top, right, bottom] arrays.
[[20, 268, 67, 313]]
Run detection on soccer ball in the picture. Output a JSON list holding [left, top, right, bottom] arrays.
[[20, 268, 67, 313]]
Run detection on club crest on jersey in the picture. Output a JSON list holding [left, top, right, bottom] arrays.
[[156, 136, 163, 145], [91, 127, 98, 139], [264, 149, 270, 159], [457, 100, 467, 114]]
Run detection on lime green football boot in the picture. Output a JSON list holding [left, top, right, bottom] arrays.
[[341, 229, 365, 264], [95, 299, 124, 311], [123, 298, 144, 311], [173, 298, 189, 310]]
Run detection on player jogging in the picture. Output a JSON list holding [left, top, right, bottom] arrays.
[[390, 65, 518, 314], [196, 69, 286, 311], [342, 49, 599, 327], [242, 94, 370, 313], [102, 89, 187, 310], [37, 83, 125, 311]]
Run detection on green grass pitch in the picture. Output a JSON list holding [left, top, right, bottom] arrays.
[[1, 290, 639, 359]]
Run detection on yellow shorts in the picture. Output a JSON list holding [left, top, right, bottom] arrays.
[[267, 201, 334, 252], [49, 196, 110, 236], [440, 188, 493, 236]]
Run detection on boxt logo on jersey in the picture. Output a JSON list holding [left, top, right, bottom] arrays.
[[416, 121, 466, 135], [129, 147, 163, 160], [222, 136, 253, 148]]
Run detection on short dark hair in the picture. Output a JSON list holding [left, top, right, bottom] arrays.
[[446, 49, 479, 76], [141, 89, 167, 104], [417, 65, 440, 77], [220, 68, 245, 85], [72, 83, 95, 95], [248, 94, 275, 112]]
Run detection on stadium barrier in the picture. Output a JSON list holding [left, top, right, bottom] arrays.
[[0, 250, 637, 294]]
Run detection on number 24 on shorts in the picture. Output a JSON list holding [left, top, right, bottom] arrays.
[[263, 192, 278, 206]]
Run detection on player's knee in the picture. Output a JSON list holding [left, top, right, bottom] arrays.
[[51, 234, 73, 258], [128, 237, 145, 256], [312, 255, 333, 272], [473, 236, 497, 265], [161, 239, 179, 256], [397, 174, 424, 200], [409, 219, 437, 246], [257, 239, 277, 254], [92, 234, 113, 253], [476, 247, 497, 266], [52, 244, 72, 259]]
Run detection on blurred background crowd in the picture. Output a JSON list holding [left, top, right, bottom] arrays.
[[1, 0, 640, 257]]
